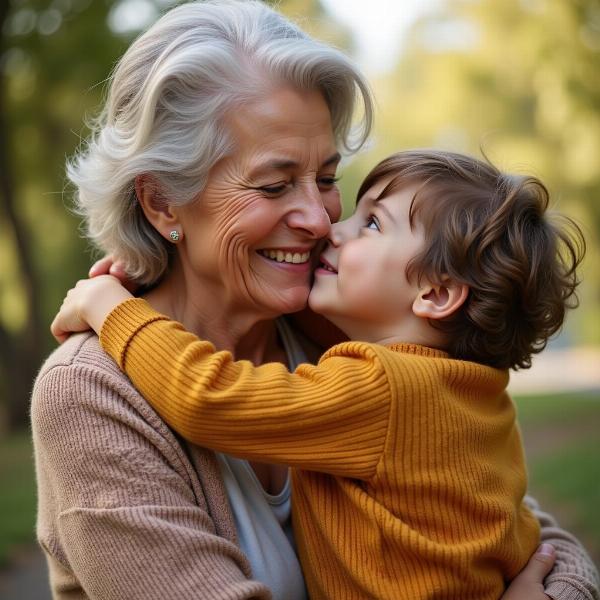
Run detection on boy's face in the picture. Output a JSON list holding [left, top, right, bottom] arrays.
[[309, 177, 426, 340]]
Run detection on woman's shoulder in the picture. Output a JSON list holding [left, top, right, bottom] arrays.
[[34, 333, 137, 420], [32, 332, 174, 447], [32, 333, 227, 508], [37, 331, 120, 379], [32, 335, 241, 570]]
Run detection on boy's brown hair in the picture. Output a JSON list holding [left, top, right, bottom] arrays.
[[358, 150, 585, 370]]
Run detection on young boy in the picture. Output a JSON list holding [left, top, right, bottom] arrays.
[[52, 150, 584, 599]]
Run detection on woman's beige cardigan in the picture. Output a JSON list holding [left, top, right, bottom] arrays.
[[31, 333, 599, 600]]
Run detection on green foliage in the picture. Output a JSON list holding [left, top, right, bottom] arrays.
[[515, 390, 600, 426], [515, 391, 600, 563], [2, 0, 131, 338]]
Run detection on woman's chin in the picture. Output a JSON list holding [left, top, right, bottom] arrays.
[[264, 286, 311, 316]]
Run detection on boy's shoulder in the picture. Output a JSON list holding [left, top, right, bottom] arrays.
[[373, 342, 509, 390]]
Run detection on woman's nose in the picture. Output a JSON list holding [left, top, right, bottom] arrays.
[[288, 187, 332, 239]]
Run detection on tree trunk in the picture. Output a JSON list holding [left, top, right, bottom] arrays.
[[0, 3, 46, 431]]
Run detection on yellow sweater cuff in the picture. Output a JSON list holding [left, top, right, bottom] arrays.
[[100, 297, 169, 370]]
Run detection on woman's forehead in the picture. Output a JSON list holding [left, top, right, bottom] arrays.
[[226, 87, 335, 147]]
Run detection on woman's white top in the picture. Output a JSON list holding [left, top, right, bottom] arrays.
[[216, 318, 308, 600]]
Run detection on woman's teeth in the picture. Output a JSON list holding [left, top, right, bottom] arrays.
[[260, 250, 310, 264]]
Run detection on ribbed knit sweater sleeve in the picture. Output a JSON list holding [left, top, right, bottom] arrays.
[[100, 299, 390, 478]]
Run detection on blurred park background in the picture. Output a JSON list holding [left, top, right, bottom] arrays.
[[0, 0, 598, 593]]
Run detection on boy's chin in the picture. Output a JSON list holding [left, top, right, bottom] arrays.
[[307, 292, 323, 314], [308, 292, 333, 319], [307, 295, 342, 328]]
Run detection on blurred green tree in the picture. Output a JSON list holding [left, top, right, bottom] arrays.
[[0, 0, 128, 430]]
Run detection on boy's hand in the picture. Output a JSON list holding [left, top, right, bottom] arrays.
[[500, 544, 555, 600], [50, 275, 133, 344], [89, 255, 138, 292]]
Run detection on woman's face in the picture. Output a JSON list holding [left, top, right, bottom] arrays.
[[174, 86, 341, 317]]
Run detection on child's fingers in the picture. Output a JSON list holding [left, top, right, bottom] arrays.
[[50, 316, 69, 344], [516, 543, 556, 584], [89, 257, 137, 291], [501, 544, 555, 600], [89, 255, 114, 278], [108, 262, 127, 279]]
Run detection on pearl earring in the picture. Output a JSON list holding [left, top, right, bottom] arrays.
[[169, 230, 180, 242]]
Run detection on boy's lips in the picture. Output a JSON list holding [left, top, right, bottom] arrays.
[[318, 255, 337, 274]]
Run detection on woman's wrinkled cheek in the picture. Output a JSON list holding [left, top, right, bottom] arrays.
[[205, 188, 261, 246], [202, 189, 272, 287], [217, 232, 253, 287]]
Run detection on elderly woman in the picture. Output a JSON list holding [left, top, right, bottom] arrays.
[[32, 2, 598, 599]]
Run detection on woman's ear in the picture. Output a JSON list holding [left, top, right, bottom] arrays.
[[135, 174, 182, 242], [412, 278, 469, 321]]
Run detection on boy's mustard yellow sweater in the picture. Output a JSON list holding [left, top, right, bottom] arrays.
[[100, 299, 540, 600]]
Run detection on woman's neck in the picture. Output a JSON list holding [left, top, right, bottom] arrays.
[[143, 262, 290, 494], [142, 264, 286, 365]]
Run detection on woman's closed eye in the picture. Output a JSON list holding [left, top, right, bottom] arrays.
[[365, 214, 380, 231], [317, 176, 340, 190], [257, 176, 339, 196], [256, 182, 291, 196]]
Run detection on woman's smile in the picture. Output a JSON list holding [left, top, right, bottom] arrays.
[[256, 248, 314, 274]]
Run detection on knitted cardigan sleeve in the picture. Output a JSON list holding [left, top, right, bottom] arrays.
[[524, 496, 600, 600], [31, 344, 271, 600]]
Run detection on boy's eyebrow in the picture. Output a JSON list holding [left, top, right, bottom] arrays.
[[374, 197, 397, 224]]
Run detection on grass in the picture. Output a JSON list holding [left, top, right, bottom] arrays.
[[532, 438, 600, 537], [515, 391, 600, 564], [0, 392, 599, 570], [0, 432, 37, 568], [515, 390, 600, 426]]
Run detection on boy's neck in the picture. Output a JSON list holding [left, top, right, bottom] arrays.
[[336, 315, 448, 351]]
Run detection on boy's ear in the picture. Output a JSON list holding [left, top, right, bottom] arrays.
[[135, 174, 181, 240], [412, 278, 469, 321]]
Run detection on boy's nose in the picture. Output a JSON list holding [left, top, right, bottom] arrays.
[[327, 220, 345, 247]]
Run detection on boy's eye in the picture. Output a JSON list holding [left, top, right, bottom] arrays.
[[365, 215, 380, 231]]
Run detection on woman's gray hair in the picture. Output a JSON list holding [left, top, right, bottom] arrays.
[[68, 0, 374, 284]]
